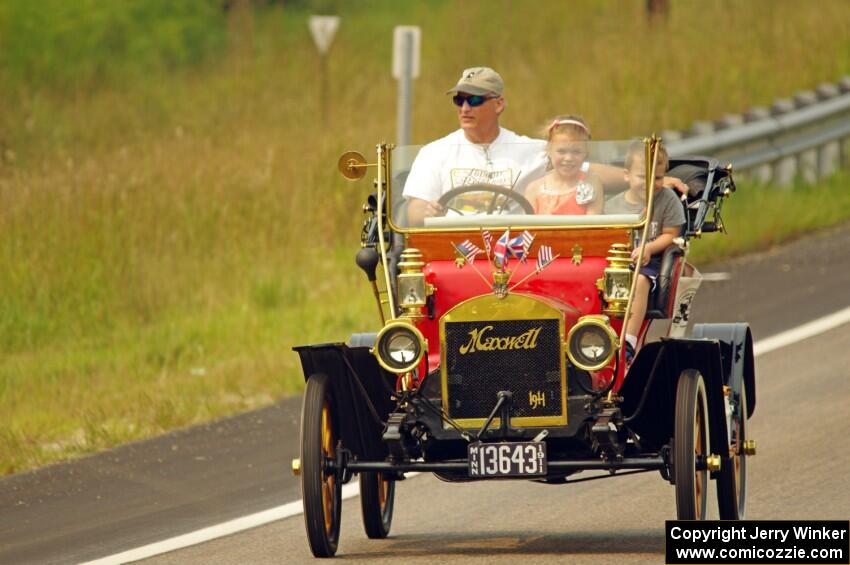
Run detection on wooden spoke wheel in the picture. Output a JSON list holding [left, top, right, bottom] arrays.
[[360, 472, 396, 539], [674, 369, 710, 520], [717, 381, 748, 519], [301, 373, 342, 557]]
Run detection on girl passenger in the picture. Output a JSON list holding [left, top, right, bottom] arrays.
[[525, 115, 604, 215]]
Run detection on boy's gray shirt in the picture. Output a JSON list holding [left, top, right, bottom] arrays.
[[605, 187, 685, 243]]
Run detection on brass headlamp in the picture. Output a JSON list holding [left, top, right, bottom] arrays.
[[601, 243, 632, 317]]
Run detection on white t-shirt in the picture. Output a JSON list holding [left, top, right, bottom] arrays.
[[401, 128, 547, 202]]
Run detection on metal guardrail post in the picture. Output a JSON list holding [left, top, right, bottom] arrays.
[[770, 99, 796, 187], [816, 84, 841, 178]]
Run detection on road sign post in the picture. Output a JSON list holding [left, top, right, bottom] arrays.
[[393, 26, 421, 146], [308, 16, 340, 127]]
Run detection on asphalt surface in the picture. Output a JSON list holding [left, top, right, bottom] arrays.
[[145, 323, 850, 564], [2, 222, 850, 564]]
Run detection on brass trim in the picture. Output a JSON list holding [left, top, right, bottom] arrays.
[[375, 144, 397, 318], [618, 137, 658, 353], [373, 319, 427, 374], [439, 293, 567, 429], [743, 440, 757, 456], [566, 315, 618, 371], [571, 244, 583, 265], [291, 458, 301, 476], [706, 454, 722, 472]]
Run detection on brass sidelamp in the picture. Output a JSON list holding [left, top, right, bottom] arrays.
[[397, 248, 429, 320], [601, 243, 633, 317]]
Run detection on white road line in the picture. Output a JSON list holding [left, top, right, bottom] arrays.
[[82, 308, 850, 564], [80, 483, 363, 565], [700, 271, 732, 281], [753, 305, 850, 357]]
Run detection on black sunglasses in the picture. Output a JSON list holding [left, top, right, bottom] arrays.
[[452, 94, 493, 107]]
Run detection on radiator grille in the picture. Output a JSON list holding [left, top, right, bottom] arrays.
[[443, 318, 563, 422]]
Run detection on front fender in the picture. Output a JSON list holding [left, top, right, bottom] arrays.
[[692, 323, 756, 418], [293, 337, 395, 460], [619, 338, 729, 458]]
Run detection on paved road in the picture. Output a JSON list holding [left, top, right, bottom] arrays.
[[145, 323, 850, 564], [1, 222, 849, 564]]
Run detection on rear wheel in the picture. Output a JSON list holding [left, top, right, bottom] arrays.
[[717, 382, 748, 519], [674, 369, 709, 520], [360, 472, 395, 538], [301, 373, 342, 557]]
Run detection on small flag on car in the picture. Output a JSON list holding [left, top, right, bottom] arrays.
[[481, 229, 493, 256], [537, 245, 554, 270], [507, 233, 526, 261], [520, 230, 535, 262], [456, 239, 483, 264], [493, 229, 510, 268], [503, 230, 535, 261]]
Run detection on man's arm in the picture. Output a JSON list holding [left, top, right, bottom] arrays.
[[406, 197, 444, 227], [588, 163, 688, 194]]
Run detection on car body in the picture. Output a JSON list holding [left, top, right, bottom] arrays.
[[292, 138, 756, 557]]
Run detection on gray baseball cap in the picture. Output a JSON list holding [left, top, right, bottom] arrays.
[[446, 67, 504, 96]]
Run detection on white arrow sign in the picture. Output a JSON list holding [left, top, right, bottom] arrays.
[[308, 15, 340, 55]]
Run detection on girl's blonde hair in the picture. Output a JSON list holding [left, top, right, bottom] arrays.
[[544, 114, 591, 142]]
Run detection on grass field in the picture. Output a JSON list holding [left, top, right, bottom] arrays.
[[2, 0, 850, 474]]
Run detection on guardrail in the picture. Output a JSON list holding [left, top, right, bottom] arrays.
[[664, 76, 850, 186]]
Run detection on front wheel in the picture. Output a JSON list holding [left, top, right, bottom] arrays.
[[717, 381, 748, 519], [301, 373, 342, 557], [674, 369, 710, 520], [360, 472, 395, 538]]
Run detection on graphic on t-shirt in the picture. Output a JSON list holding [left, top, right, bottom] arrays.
[[450, 167, 513, 188]]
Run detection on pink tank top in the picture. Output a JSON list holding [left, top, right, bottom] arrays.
[[534, 188, 588, 215]]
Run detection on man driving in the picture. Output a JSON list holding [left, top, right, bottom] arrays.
[[403, 67, 546, 226]]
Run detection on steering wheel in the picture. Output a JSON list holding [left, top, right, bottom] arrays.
[[437, 184, 535, 216]]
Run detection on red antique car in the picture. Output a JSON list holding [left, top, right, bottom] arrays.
[[292, 138, 755, 557]]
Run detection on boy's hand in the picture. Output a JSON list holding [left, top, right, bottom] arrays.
[[631, 247, 650, 266]]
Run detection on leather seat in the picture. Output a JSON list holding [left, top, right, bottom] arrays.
[[645, 245, 684, 319]]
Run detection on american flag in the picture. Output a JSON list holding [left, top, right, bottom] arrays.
[[537, 245, 554, 270], [456, 240, 483, 264], [521, 230, 535, 262], [493, 229, 510, 268], [481, 230, 493, 256]]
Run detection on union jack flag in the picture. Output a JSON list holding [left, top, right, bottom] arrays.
[[481, 230, 493, 256], [493, 229, 510, 268], [537, 245, 554, 270], [456, 239, 483, 264], [507, 234, 525, 260]]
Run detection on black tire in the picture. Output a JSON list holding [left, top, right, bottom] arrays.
[[717, 381, 748, 519], [301, 373, 342, 557], [674, 369, 709, 520], [360, 472, 395, 539]]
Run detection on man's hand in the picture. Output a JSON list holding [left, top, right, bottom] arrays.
[[407, 197, 445, 226], [663, 176, 688, 196]]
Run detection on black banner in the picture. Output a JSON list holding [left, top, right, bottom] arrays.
[[666, 520, 849, 564]]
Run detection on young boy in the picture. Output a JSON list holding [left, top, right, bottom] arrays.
[[605, 141, 685, 362]]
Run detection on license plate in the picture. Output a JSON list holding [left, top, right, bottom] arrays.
[[468, 441, 547, 477]]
